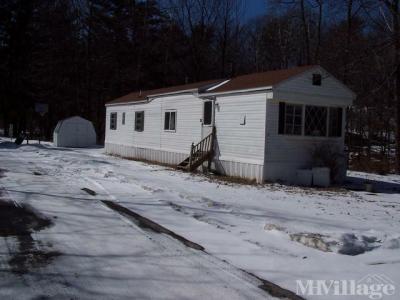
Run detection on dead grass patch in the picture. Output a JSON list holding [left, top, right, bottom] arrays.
[[106, 153, 351, 195], [349, 153, 393, 175]]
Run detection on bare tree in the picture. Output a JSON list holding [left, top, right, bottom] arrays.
[[378, 0, 400, 173], [215, 0, 245, 77], [166, 0, 221, 80], [314, 0, 323, 63], [300, 0, 311, 64]]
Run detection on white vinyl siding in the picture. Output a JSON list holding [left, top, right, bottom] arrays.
[[214, 92, 267, 164], [105, 94, 202, 154], [274, 66, 354, 106]]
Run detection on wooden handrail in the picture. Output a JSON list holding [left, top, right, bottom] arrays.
[[188, 127, 215, 171]]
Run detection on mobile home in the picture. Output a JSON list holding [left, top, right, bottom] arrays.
[[105, 65, 355, 184]]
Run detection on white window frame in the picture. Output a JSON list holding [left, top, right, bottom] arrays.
[[110, 112, 117, 130], [279, 103, 344, 139], [284, 103, 303, 136], [164, 110, 177, 132]]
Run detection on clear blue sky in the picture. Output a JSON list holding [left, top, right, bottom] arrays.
[[244, 0, 267, 20]]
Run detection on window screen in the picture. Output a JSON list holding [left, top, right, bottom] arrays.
[[203, 101, 213, 125], [164, 111, 176, 131], [278, 102, 302, 135], [110, 112, 117, 130], [284, 104, 302, 135], [328, 107, 343, 137], [305, 106, 327, 136], [135, 111, 144, 132]]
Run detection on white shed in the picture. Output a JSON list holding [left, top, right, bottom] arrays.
[[53, 116, 96, 148]]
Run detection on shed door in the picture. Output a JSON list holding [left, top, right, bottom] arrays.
[[201, 100, 214, 139]]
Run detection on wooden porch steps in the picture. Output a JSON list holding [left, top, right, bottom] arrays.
[[177, 127, 215, 172]]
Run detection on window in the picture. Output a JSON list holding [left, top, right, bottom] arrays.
[[110, 112, 117, 130], [135, 111, 144, 132], [278, 102, 302, 135], [203, 101, 213, 125], [312, 74, 322, 86], [305, 106, 327, 136], [328, 107, 343, 137], [122, 112, 126, 125], [279, 103, 343, 138], [164, 111, 176, 131]]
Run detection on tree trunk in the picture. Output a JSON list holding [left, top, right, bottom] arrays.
[[343, 0, 353, 85], [86, 1, 93, 120], [344, 0, 353, 156], [314, 0, 323, 63], [392, 0, 400, 173], [300, 0, 311, 64]]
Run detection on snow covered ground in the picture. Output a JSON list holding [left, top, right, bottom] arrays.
[[1, 138, 399, 299]]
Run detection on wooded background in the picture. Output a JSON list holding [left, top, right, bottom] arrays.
[[0, 0, 399, 174]]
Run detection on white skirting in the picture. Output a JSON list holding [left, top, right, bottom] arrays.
[[105, 143, 265, 183], [213, 159, 264, 183], [105, 143, 187, 165]]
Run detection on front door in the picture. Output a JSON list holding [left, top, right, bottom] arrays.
[[201, 100, 214, 139]]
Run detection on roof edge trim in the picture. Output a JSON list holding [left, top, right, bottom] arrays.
[[206, 79, 231, 91], [201, 86, 273, 97]]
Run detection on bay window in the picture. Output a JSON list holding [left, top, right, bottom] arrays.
[[279, 102, 343, 137]]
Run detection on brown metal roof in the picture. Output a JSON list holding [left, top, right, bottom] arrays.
[[209, 65, 317, 94], [106, 79, 225, 105], [106, 65, 318, 105]]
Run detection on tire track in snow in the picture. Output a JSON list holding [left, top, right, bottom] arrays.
[[7, 145, 295, 299], [83, 176, 302, 300], [0, 151, 76, 300]]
